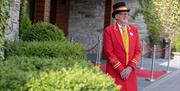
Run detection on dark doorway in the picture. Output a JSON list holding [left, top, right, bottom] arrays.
[[50, 0, 57, 24], [50, 0, 70, 36], [29, 0, 35, 23]]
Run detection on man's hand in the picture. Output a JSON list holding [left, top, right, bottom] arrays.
[[120, 66, 133, 80]]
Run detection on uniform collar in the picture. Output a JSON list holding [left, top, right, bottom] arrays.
[[117, 23, 127, 32]]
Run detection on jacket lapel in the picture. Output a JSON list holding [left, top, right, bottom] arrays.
[[113, 23, 125, 51], [127, 25, 131, 55]]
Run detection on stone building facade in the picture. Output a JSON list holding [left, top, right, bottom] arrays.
[[7, 0, 148, 49], [68, 0, 106, 48], [68, 0, 148, 49]]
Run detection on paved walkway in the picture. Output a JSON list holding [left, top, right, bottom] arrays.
[[141, 69, 180, 91], [137, 57, 180, 91]]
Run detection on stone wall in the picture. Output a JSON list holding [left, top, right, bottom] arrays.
[[5, 0, 20, 41], [134, 14, 148, 39], [68, 0, 105, 51], [68, 0, 149, 51], [5, 0, 149, 53]]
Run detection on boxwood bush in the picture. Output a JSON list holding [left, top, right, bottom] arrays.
[[21, 22, 66, 41], [26, 66, 120, 91], [5, 41, 85, 59]]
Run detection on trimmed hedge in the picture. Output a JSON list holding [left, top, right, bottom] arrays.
[[0, 56, 89, 91], [0, 56, 118, 91], [0, 57, 34, 91], [5, 41, 85, 59], [26, 66, 120, 91], [0, 65, 32, 91], [5, 56, 89, 71], [1, 21, 118, 91], [21, 22, 66, 41]]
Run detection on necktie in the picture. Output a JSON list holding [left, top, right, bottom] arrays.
[[121, 25, 129, 65]]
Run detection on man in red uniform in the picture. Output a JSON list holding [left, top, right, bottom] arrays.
[[103, 2, 141, 91]]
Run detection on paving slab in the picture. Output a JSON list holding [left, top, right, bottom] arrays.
[[141, 69, 180, 91]]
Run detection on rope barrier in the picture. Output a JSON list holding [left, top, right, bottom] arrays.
[[85, 41, 168, 57], [85, 43, 98, 52], [138, 43, 171, 82], [141, 46, 169, 57], [156, 46, 169, 52], [138, 39, 172, 81], [85, 42, 168, 56], [141, 50, 153, 57], [139, 41, 169, 70]]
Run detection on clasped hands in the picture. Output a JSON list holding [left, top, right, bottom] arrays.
[[120, 66, 133, 80]]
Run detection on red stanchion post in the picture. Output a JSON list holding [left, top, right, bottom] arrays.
[[146, 45, 156, 82]]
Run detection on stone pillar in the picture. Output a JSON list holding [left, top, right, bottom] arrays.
[[34, 0, 51, 22], [5, 0, 21, 41], [104, 0, 113, 28]]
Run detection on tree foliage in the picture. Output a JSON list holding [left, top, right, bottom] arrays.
[[140, 0, 180, 46]]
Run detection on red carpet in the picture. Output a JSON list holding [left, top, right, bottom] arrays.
[[136, 69, 166, 79], [97, 64, 166, 79]]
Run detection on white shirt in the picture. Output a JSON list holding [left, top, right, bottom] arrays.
[[117, 23, 127, 34]]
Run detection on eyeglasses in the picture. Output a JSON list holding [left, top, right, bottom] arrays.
[[119, 12, 129, 16]]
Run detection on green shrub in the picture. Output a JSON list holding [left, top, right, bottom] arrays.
[[0, 67, 32, 91], [6, 56, 89, 71], [5, 41, 85, 59], [0, 56, 89, 91], [148, 26, 163, 47], [19, 14, 32, 39], [21, 22, 66, 41], [26, 66, 120, 91], [0, 59, 35, 91], [175, 34, 180, 52]]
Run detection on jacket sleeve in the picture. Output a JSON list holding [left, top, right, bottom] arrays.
[[103, 27, 124, 73], [128, 27, 141, 69]]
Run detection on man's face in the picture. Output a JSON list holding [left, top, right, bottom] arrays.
[[115, 12, 129, 24]]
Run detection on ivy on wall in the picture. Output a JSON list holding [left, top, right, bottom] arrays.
[[0, 0, 13, 60], [140, 0, 180, 46]]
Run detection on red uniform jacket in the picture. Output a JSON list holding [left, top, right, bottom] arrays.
[[103, 23, 141, 91]]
